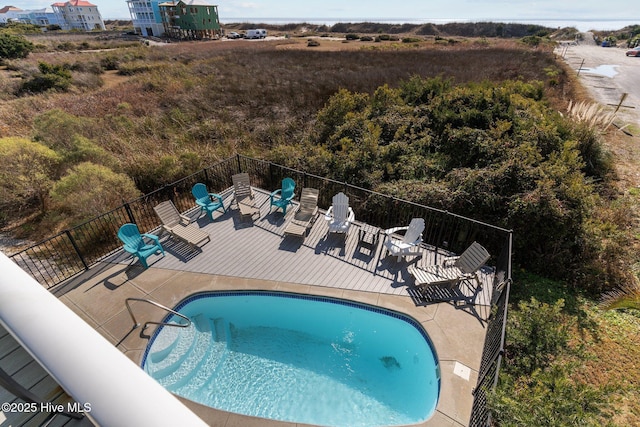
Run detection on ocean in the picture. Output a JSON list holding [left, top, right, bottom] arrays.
[[219, 18, 638, 33]]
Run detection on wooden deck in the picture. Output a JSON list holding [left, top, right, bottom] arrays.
[[104, 188, 495, 312]]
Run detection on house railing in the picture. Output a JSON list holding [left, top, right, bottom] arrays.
[[6, 153, 512, 426]]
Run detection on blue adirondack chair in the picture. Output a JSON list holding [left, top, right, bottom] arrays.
[[269, 177, 296, 215], [117, 223, 164, 269], [192, 183, 226, 221]]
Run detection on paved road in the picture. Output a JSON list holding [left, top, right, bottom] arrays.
[[557, 40, 640, 131]]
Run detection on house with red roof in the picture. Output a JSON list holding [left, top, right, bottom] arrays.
[[51, 0, 105, 30]]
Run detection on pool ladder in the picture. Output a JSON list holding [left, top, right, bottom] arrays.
[[125, 297, 192, 332]]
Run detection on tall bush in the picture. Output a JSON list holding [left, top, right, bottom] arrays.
[[0, 137, 61, 214], [49, 162, 141, 224], [0, 33, 34, 60]]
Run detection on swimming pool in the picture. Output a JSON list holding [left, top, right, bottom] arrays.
[[142, 291, 440, 426]]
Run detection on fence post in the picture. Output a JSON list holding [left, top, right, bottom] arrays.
[[123, 200, 136, 224], [236, 153, 242, 173], [65, 230, 89, 270]]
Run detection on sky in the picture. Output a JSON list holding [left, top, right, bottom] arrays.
[[6, 0, 636, 30]]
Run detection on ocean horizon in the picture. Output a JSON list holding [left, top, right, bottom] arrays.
[[218, 18, 638, 33]]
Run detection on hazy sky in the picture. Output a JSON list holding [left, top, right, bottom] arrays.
[[7, 0, 636, 29]]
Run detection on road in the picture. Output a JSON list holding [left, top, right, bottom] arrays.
[[557, 38, 640, 132]]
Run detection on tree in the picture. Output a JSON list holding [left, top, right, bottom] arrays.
[[0, 137, 61, 214], [0, 33, 34, 61]]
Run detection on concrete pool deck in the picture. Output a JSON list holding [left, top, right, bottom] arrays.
[[55, 262, 488, 427]]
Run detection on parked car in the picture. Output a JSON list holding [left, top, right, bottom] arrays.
[[245, 29, 267, 39], [226, 32, 242, 39], [626, 46, 640, 57]]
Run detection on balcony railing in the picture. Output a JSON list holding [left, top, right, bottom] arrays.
[[6, 154, 512, 426]]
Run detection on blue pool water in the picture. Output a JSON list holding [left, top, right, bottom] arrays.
[[142, 291, 440, 427]]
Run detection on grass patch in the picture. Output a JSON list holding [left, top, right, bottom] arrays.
[[497, 271, 640, 425]]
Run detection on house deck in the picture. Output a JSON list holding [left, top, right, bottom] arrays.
[[5, 188, 496, 427]]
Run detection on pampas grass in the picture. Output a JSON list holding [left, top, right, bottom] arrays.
[[567, 100, 616, 131]]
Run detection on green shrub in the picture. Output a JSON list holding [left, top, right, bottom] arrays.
[[0, 137, 61, 213], [360, 36, 373, 42], [100, 55, 119, 70], [49, 162, 141, 224], [18, 62, 72, 94], [19, 73, 70, 94], [504, 298, 569, 375], [117, 61, 153, 75], [401, 37, 422, 43], [521, 35, 543, 46], [345, 33, 360, 40], [0, 33, 34, 60], [299, 77, 616, 290], [33, 109, 95, 152]]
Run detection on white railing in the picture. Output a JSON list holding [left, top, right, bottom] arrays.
[[0, 252, 208, 427]]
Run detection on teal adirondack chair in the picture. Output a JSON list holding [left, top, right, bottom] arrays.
[[270, 177, 296, 215], [117, 223, 164, 269], [192, 183, 226, 221]]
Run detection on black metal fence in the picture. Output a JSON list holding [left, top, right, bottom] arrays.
[[7, 154, 512, 426]]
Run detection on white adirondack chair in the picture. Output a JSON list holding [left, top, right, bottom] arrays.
[[383, 218, 425, 261], [324, 192, 355, 235]]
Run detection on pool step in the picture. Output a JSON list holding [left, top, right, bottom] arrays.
[[145, 317, 198, 378], [147, 325, 182, 363], [157, 314, 214, 389], [173, 317, 230, 396]]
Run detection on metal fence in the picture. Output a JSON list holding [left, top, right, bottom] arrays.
[[7, 153, 512, 426]]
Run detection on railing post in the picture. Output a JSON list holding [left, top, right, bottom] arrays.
[[65, 230, 89, 271], [236, 153, 242, 173], [123, 200, 136, 224], [269, 162, 275, 189]]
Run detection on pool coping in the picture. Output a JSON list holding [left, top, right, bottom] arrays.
[[59, 264, 487, 427]]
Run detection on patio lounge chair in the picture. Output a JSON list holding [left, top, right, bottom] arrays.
[[408, 241, 490, 290], [117, 223, 164, 269], [153, 200, 210, 249], [383, 218, 425, 261], [284, 188, 319, 238], [232, 173, 259, 219], [270, 177, 296, 215], [324, 192, 355, 235], [192, 183, 226, 221]]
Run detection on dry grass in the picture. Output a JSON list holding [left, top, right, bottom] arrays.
[[574, 305, 640, 425], [567, 99, 617, 131], [0, 36, 606, 222]]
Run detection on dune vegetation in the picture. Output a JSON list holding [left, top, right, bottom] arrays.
[[1, 23, 639, 425]]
